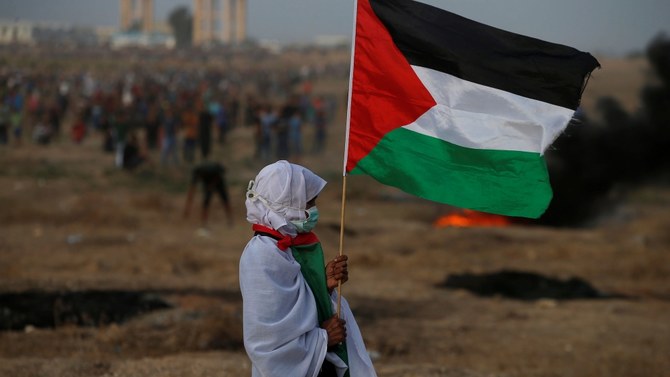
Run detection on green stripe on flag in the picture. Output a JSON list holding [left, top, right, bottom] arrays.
[[349, 127, 553, 218]]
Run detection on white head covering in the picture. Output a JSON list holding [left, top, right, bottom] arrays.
[[246, 160, 326, 235]]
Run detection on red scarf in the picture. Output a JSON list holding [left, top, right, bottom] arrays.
[[252, 224, 319, 251]]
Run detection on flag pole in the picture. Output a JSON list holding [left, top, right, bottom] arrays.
[[336, 0, 359, 317], [336, 174, 347, 316]]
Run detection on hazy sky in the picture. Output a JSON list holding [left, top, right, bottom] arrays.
[[0, 0, 668, 56]]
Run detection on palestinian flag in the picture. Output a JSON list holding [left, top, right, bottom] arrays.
[[344, 0, 600, 218]]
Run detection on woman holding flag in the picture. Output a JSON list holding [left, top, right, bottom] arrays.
[[240, 160, 377, 377]]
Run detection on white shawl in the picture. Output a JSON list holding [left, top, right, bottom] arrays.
[[240, 161, 377, 377]]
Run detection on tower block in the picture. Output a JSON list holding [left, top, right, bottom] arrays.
[[120, 0, 154, 33], [193, 0, 247, 45]]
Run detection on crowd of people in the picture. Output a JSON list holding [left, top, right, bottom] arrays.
[[0, 70, 70, 147], [0, 46, 344, 170]]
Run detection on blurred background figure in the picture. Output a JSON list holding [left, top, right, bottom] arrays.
[[122, 132, 148, 171], [160, 106, 180, 167], [0, 103, 9, 145], [183, 160, 233, 228]]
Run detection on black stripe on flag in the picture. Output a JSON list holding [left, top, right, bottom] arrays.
[[369, 0, 600, 110]]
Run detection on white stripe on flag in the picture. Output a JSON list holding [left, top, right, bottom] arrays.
[[403, 66, 575, 154]]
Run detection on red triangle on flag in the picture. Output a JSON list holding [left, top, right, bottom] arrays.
[[347, 0, 437, 173]]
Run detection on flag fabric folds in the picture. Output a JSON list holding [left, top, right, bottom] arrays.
[[344, 0, 600, 218]]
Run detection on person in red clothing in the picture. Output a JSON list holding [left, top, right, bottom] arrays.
[[71, 113, 86, 144]]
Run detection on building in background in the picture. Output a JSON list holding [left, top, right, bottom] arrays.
[[115, 0, 248, 48], [114, 0, 174, 48], [0, 20, 34, 44], [2, 1, 251, 49], [120, 0, 154, 33], [0, 19, 98, 46], [193, 0, 247, 46]]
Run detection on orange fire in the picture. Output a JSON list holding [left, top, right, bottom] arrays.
[[433, 209, 511, 228]]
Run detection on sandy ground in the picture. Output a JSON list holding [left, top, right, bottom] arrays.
[[1, 56, 669, 377]]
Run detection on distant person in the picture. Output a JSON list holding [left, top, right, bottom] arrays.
[[8, 91, 25, 145], [240, 160, 377, 377], [113, 110, 131, 168], [32, 116, 53, 145], [0, 104, 9, 145], [183, 161, 233, 227], [277, 96, 300, 160], [197, 101, 213, 160], [256, 104, 276, 162], [181, 107, 198, 164], [313, 96, 328, 154], [71, 113, 87, 144], [46, 99, 62, 139], [288, 112, 303, 159], [10, 108, 22, 146], [160, 107, 180, 166], [211, 99, 229, 144], [122, 133, 147, 170], [145, 102, 162, 150]]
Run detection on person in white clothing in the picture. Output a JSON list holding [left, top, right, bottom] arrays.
[[239, 160, 377, 377]]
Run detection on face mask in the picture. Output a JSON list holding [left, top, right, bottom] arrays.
[[290, 207, 319, 233]]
